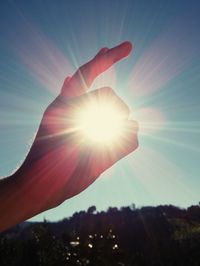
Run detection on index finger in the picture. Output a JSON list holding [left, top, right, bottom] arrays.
[[61, 41, 133, 98]]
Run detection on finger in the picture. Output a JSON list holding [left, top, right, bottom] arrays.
[[61, 41, 132, 98], [84, 42, 132, 86]]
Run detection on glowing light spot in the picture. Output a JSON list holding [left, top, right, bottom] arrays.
[[77, 101, 124, 144], [112, 244, 119, 250], [70, 241, 80, 247], [88, 243, 93, 248]]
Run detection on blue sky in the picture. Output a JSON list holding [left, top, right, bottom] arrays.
[[0, 0, 200, 221]]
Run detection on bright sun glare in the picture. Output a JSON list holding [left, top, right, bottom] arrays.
[[77, 102, 124, 144]]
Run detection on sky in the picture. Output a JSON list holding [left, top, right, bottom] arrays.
[[0, 0, 200, 222]]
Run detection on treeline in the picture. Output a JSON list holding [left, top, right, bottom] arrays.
[[1, 205, 200, 265]]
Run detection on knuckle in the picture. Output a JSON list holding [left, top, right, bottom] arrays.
[[64, 76, 71, 84], [100, 86, 114, 94], [79, 64, 90, 77], [96, 87, 114, 99]]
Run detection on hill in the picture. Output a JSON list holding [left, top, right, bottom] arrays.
[[1, 205, 200, 265]]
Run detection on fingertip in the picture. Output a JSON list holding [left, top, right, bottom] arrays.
[[110, 41, 133, 63], [121, 41, 133, 56]]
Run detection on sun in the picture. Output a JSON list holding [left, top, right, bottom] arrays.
[[76, 101, 124, 144]]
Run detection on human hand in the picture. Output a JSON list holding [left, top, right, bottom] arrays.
[[17, 41, 139, 211]]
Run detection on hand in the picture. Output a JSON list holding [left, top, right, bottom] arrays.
[[13, 42, 139, 213]]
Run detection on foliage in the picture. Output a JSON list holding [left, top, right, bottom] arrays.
[[1, 205, 200, 265]]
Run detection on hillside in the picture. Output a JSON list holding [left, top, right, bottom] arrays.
[[1, 205, 200, 265]]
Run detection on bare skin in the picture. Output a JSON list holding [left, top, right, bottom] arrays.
[[0, 41, 138, 232]]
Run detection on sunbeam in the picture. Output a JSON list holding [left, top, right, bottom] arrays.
[[128, 11, 200, 98]]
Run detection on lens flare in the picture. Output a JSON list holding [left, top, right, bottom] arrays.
[[76, 102, 124, 144]]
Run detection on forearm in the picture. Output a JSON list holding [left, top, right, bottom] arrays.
[[0, 152, 70, 232], [0, 170, 45, 232]]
